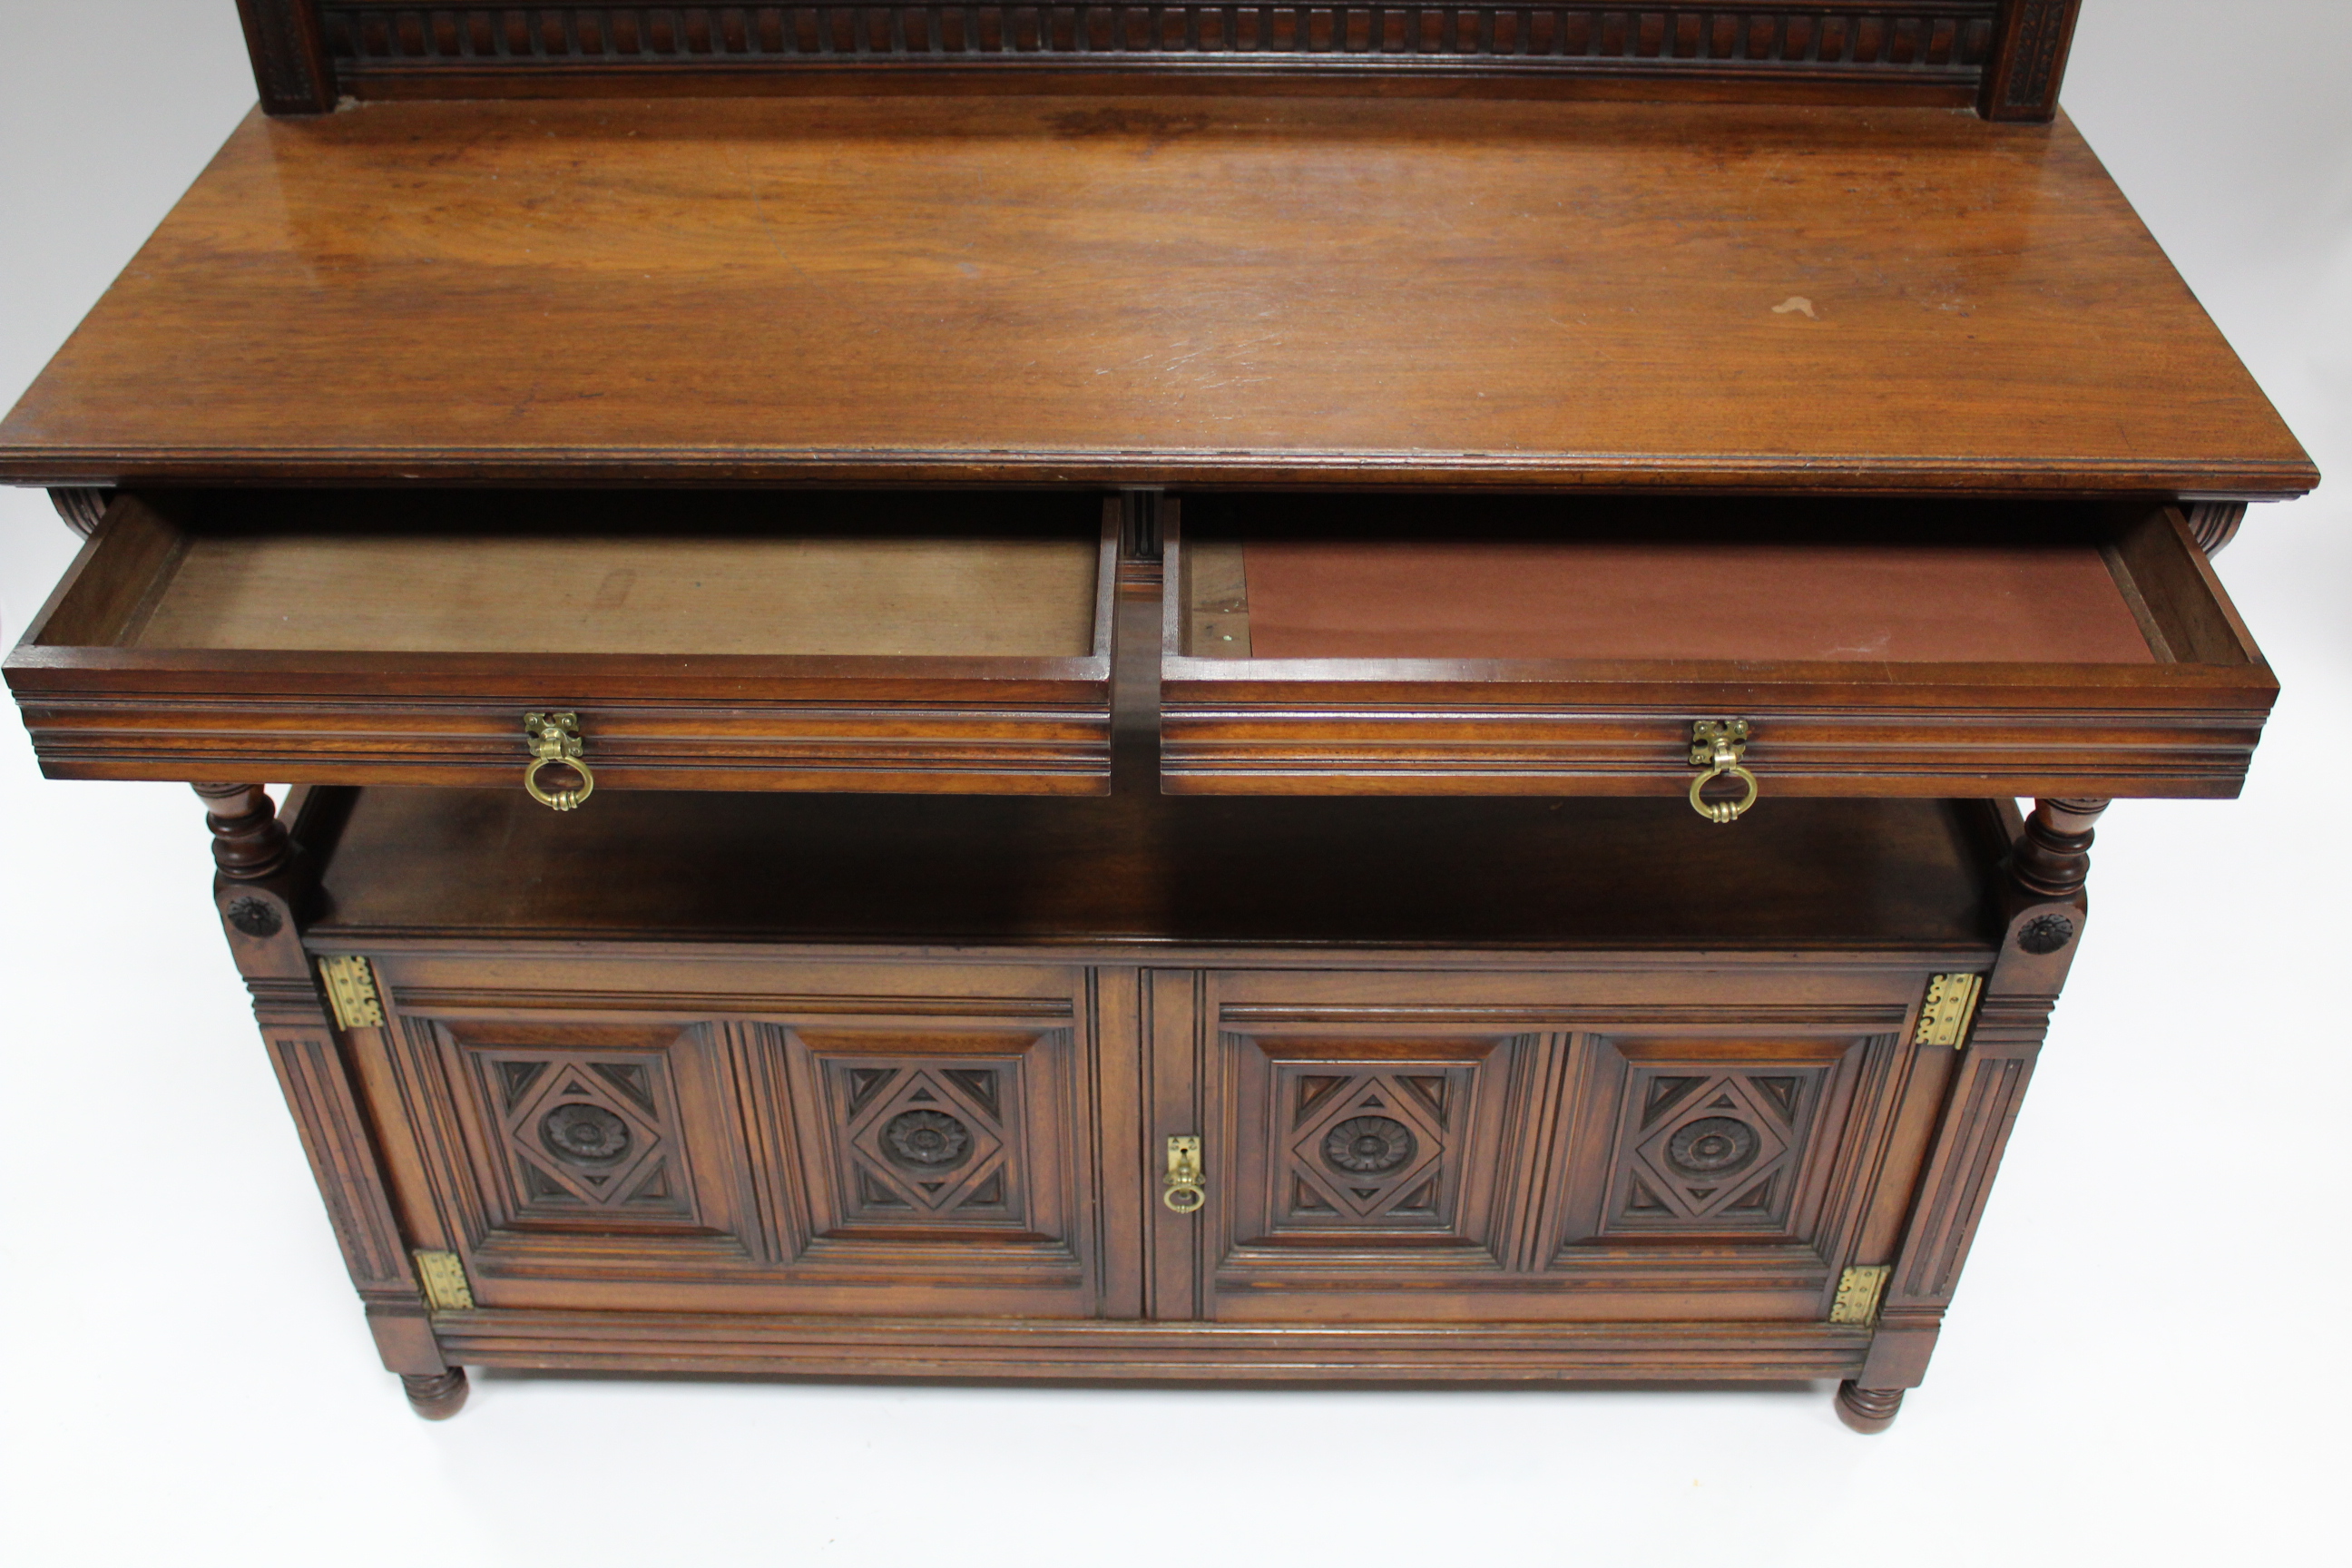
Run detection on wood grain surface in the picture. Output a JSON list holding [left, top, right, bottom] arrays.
[[0, 95, 2313, 495], [137, 533, 1102, 655], [1225, 537, 2156, 663]]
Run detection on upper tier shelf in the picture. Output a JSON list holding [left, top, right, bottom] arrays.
[[0, 96, 2315, 498]]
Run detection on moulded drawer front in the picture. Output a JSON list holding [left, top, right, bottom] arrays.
[[1160, 496, 2278, 800], [8, 491, 1118, 794]]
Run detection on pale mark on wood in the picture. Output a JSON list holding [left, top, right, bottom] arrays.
[[1772, 297, 1819, 319]]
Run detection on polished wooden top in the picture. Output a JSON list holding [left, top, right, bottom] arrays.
[[0, 96, 2314, 497]]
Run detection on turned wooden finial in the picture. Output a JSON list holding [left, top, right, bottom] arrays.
[[191, 782, 292, 881], [2008, 798, 2111, 902]]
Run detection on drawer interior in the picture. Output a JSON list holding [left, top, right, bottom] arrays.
[[1175, 495, 2239, 669], [43, 490, 1108, 661], [1160, 494, 2272, 800]]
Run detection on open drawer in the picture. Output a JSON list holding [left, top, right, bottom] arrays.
[[1161, 496, 2278, 802], [9, 491, 1116, 796]]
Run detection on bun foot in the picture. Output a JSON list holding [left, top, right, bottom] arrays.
[[401, 1367, 469, 1420], [1834, 1380, 1904, 1434]]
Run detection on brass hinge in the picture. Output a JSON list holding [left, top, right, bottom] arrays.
[[318, 955, 385, 1030], [1830, 1265, 1891, 1327], [413, 1250, 475, 1312], [1913, 973, 1984, 1049]]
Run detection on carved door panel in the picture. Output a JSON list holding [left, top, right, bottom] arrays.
[[1528, 1029, 1914, 1321], [1156, 969, 1953, 1325], [348, 955, 1122, 1317]]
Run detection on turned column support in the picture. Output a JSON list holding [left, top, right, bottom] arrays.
[[191, 782, 293, 882], [193, 782, 466, 1416], [2006, 797, 2110, 903]]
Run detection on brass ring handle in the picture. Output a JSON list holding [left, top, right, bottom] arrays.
[[524, 753, 595, 812], [1688, 761, 1759, 825], [1687, 719, 1759, 825], [1163, 1134, 1205, 1214], [524, 710, 593, 812]]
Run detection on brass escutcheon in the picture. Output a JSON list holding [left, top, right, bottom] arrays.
[[1687, 719, 1759, 824], [524, 710, 595, 812], [1163, 1134, 1206, 1214]]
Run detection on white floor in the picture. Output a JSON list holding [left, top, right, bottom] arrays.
[[3, 5, 2346, 1563]]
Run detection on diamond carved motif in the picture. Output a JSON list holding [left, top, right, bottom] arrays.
[[830, 1061, 1021, 1225], [1280, 1067, 1463, 1227], [1612, 1068, 1819, 1230], [478, 1050, 695, 1223]]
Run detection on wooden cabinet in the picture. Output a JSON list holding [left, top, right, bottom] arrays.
[[226, 782, 2026, 1404], [0, 2, 2318, 1431]]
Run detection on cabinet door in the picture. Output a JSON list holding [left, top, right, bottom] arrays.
[[344, 953, 1126, 1317], [1154, 968, 1954, 1325]]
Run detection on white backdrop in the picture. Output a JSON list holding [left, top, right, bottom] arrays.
[[2, 5, 2345, 1563]]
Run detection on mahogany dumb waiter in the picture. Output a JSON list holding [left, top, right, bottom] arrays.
[[1, 1, 2315, 1429]]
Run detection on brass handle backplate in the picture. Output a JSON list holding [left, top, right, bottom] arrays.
[[1688, 719, 1759, 825], [524, 710, 595, 812], [1163, 1134, 1206, 1214]]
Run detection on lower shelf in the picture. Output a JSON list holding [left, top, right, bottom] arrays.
[[303, 785, 2009, 955]]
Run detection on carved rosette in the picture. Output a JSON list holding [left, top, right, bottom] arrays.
[[1610, 1067, 1820, 1230], [540, 1102, 632, 1165], [2015, 913, 2076, 956], [831, 1061, 1018, 1222], [1323, 1115, 1417, 1175], [472, 1049, 694, 1221], [1666, 1116, 1760, 1178], [882, 1109, 975, 1171], [1282, 1068, 1460, 1225], [223, 895, 286, 938]]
